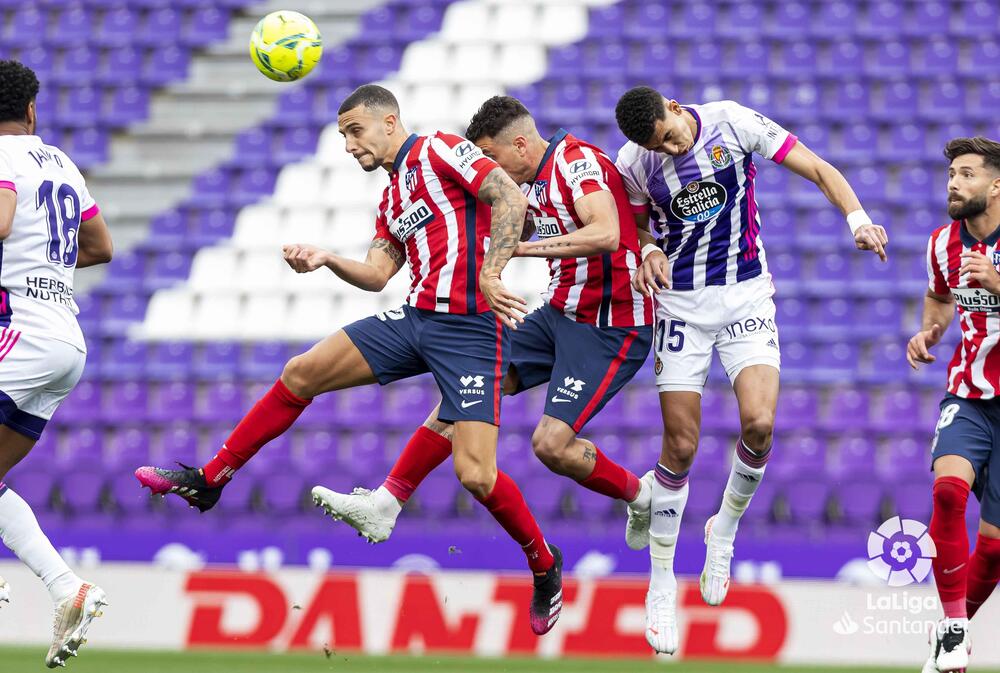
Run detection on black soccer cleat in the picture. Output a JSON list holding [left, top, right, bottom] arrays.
[[529, 543, 563, 635], [134, 463, 225, 513]]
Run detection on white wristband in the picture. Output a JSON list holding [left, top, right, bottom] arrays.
[[641, 243, 660, 261], [847, 209, 873, 235]]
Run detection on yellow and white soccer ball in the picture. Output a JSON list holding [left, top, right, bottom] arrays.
[[249, 10, 322, 82]]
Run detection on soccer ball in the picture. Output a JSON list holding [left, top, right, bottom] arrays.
[[249, 10, 322, 82]]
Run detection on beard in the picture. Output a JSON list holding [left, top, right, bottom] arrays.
[[948, 194, 988, 220]]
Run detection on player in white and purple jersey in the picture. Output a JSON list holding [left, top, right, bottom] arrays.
[[0, 60, 113, 668], [614, 87, 889, 654]]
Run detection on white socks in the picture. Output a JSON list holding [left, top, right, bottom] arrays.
[[649, 463, 689, 594], [711, 439, 770, 540], [628, 474, 652, 511], [372, 485, 402, 519], [0, 486, 80, 603]]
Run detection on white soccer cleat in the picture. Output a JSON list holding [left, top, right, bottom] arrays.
[[0, 575, 9, 607], [311, 485, 395, 544], [932, 619, 971, 673], [645, 589, 679, 654], [700, 515, 734, 606], [45, 582, 108, 669], [625, 470, 654, 550]]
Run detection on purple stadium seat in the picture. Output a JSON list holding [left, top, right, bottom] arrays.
[[417, 473, 460, 518], [58, 381, 102, 424], [195, 382, 244, 423], [157, 424, 199, 464], [148, 382, 196, 423], [239, 342, 289, 380], [106, 428, 153, 469], [100, 339, 147, 379], [359, 6, 394, 38], [58, 87, 100, 127], [770, 433, 824, 480], [590, 41, 628, 78], [833, 435, 877, 476], [145, 251, 192, 289], [146, 341, 195, 381], [728, 41, 768, 76], [231, 168, 276, 206], [193, 341, 240, 380], [141, 46, 189, 86], [190, 208, 234, 242], [781, 477, 830, 524], [104, 86, 149, 127], [892, 481, 933, 523], [182, 7, 230, 46], [212, 472, 255, 514], [148, 211, 187, 243], [922, 81, 964, 119], [718, 3, 762, 37], [56, 47, 99, 85], [904, 2, 948, 37], [623, 2, 667, 39], [102, 382, 149, 423], [776, 388, 818, 430], [741, 479, 777, 525], [809, 2, 856, 36], [295, 429, 339, 467], [957, 1, 998, 36], [235, 128, 271, 162], [8, 470, 57, 512], [9, 10, 47, 43], [776, 43, 818, 77], [97, 8, 139, 45], [836, 477, 883, 526], [768, 2, 809, 38], [862, 3, 904, 38], [587, 4, 625, 37], [60, 469, 107, 513], [635, 43, 673, 78], [883, 124, 926, 162], [521, 474, 564, 519]]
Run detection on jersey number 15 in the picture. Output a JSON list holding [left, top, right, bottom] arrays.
[[36, 180, 81, 268]]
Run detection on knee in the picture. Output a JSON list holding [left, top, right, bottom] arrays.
[[661, 430, 697, 472], [531, 429, 573, 472], [281, 355, 317, 398], [741, 411, 775, 450], [455, 461, 497, 500]]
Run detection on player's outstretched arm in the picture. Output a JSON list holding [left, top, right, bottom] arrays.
[[779, 142, 889, 261], [76, 211, 114, 268], [517, 191, 620, 259], [477, 167, 529, 329], [906, 290, 955, 369], [282, 239, 403, 292], [0, 188, 15, 240]]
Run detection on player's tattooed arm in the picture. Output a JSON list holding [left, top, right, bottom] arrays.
[[282, 238, 403, 292], [477, 167, 529, 329], [516, 191, 620, 259]]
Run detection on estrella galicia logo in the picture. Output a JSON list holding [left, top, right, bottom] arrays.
[[670, 180, 728, 223], [404, 165, 419, 193], [533, 180, 548, 206], [707, 144, 733, 169], [866, 516, 937, 587], [569, 160, 592, 174]]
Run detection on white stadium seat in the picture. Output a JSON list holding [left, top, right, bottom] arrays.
[[274, 162, 325, 206], [189, 247, 239, 290], [191, 291, 242, 340], [133, 288, 196, 341], [236, 250, 287, 290], [439, 2, 492, 42], [240, 292, 291, 340]]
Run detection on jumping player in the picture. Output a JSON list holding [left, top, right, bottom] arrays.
[[306, 96, 657, 551], [614, 87, 889, 653], [135, 85, 564, 635], [908, 137, 1000, 673], [0, 60, 113, 668]]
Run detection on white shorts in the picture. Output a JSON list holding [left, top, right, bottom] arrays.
[[0, 329, 86, 439], [653, 274, 780, 394]]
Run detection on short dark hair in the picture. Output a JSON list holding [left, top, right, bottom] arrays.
[[944, 136, 1000, 174], [615, 86, 665, 145], [0, 60, 40, 124], [338, 84, 399, 116], [465, 96, 531, 142]]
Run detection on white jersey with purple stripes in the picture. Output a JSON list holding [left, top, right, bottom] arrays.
[[0, 135, 97, 352], [615, 101, 797, 291]]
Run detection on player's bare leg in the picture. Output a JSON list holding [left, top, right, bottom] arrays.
[[0, 427, 107, 667], [646, 390, 700, 654], [313, 406, 454, 543], [529, 415, 651, 548], [927, 454, 975, 672], [138, 330, 377, 510], [453, 420, 562, 635], [700, 365, 778, 607]]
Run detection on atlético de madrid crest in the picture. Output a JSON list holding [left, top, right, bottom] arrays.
[[992, 250, 1000, 271], [707, 144, 733, 169]]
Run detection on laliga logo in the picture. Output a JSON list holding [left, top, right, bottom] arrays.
[[866, 516, 936, 587]]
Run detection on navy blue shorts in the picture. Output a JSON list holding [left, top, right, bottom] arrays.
[[931, 393, 1000, 527], [510, 304, 652, 432], [344, 305, 509, 425]]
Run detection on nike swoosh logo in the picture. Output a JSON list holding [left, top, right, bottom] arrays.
[[943, 563, 966, 575], [551, 397, 572, 403], [648, 627, 658, 635], [461, 400, 483, 408]]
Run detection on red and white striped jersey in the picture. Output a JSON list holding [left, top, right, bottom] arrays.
[[374, 132, 498, 314], [528, 130, 653, 327], [927, 219, 1000, 399]]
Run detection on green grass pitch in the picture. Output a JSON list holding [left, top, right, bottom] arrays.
[[2, 648, 995, 673]]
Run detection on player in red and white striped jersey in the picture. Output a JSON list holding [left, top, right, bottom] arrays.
[[309, 96, 661, 576], [908, 137, 1000, 673], [137, 85, 565, 635]]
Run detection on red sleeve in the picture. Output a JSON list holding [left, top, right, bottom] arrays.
[[428, 132, 499, 196]]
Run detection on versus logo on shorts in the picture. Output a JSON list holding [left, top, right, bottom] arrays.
[[670, 180, 727, 223], [552, 376, 586, 403], [707, 144, 733, 169], [391, 198, 434, 242], [458, 374, 486, 408]]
